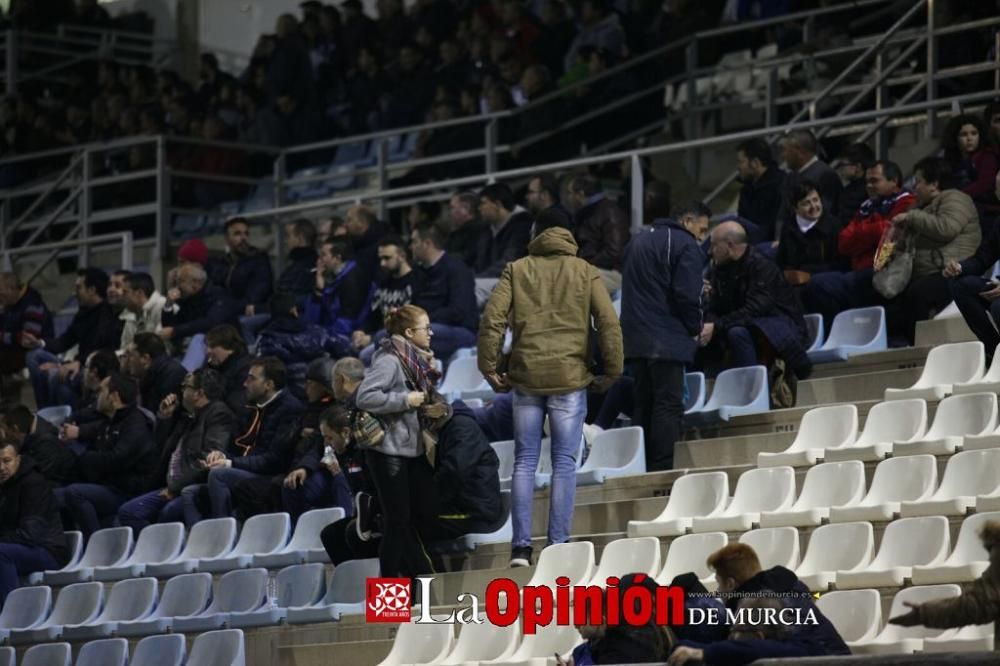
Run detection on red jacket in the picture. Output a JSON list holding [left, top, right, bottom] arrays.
[[837, 191, 915, 271]]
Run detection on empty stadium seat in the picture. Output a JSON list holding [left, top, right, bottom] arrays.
[[829, 455, 937, 523], [172, 568, 268, 633], [0, 647, 11, 666], [815, 588, 882, 646], [253, 508, 345, 567], [585, 537, 661, 588], [130, 633, 186, 666], [480, 622, 581, 666], [804, 313, 824, 353], [684, 372, 706, 414], [739, 527, 800, 570], [94, 523, 185, 581], [923, 622, 995, 652], [627, 471, 729, 537], [852, 585, 961, 654], [21, 642, 71, 666], [759, 461, 866, 527], [0, 585, 51, 642], [145, 518, 238, 577], [493, 440, 514, 490], [28, 531, 83, 585], [526, 542, 595, 591], [689, 366, 769, 422], [199, 513, 290, 573], [432, 619, 520, 665], [795, 522, 874, 591], [575, 427, 645, 485], [892, 392, 997, 456], [824, 399, 927, 462], [655, 532, 728, 590], [62, 577, 158, 640], [690, 466, 796, 533], [230, 563, 326, 628], [377, 622, 454, 666], [37, 406, 72, 427], [884, 341, 985, 401], [912, 511, 1000, 585], [10, 582, 103, 644], [835, 516, 950, 589], [115, 573, 213, 637], [187, 629, 246, 666], [757, 404, 858, 467], [439, 357, 492, 401], [286, 557, 379, 624], [808, 306, 887, 363], [534, 436, 584, 489], [76, 638, 128, 666], [901, 449, 1000, 517], [43, 527, 133, 585], [953, 348, 1000, 395]]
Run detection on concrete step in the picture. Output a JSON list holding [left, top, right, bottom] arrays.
[[807, 346, 930, 380], [915, 316, 975, 346], [277, 638, 394, 666]]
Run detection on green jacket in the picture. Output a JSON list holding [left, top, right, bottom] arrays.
[[477, 227, 623, 395], [909, 188, 980, 278], [916, 562, 1000, 648]]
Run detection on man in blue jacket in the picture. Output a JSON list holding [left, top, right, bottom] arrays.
[[620, 206, 703, 471], [303, 238, 373, 341]]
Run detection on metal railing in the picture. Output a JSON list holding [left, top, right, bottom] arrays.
[[0, 231, 137, 285]]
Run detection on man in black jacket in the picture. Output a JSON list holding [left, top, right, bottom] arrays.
[[204, 324, 252, 417], [24, 268, 121, 408], [621, 204, 704, 472], [117, 368, 235, 531], [474, 182, 532, 279], [160, 263, 238, 348], [447, 191, 486, 269], [410, 222, 478, 359], [736, 138, 785, 243], [186, 357, 303, 522], [344, 204, 387, 291], [278, 219, 319, 302], [0, 439, 68, 604], [124, 332, 187, 411], [0, 272, 53, 375], [2, 405, 76, 485], [55, 373, 158, 538], [207, 217, 274, 318], [352, 236, 416, 355]]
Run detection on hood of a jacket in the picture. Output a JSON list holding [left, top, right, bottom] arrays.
[[735, 565, 800, 601], [528, 227, 579, 257]]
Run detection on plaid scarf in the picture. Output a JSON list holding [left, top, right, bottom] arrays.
[[381, 335, 451, 440]]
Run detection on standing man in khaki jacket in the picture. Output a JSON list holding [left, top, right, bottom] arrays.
[[478, 210, 623, 567]]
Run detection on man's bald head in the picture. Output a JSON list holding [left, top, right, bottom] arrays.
[[709, 221, 748, 265], [177, 263, 208, 298]]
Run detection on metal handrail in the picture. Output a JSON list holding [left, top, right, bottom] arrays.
[[3, 231, 137, 284]]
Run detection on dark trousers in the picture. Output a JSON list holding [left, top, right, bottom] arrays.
[[365, 450, 436, 578], [56, 483, 129, 540], [320, 516, 381, 565], [951, 275, 1000, 357], [282, 469, 354, 522], [888, 273, 953, 345], [0, 543, 57, 605], [804, 269, 878, 329], [594, 376, 635, 429], [117, 490, 185, 532], [632, 359, 685, 471]]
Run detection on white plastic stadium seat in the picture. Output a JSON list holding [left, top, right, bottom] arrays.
[[795, 522, 874, 592], [10, 582, 103, 644], [431, 619, 520, 665], [913, 512, 1000, 585], [900, 449, 1000, 517], [824, 399, 927, 462], [526, 542, 595, 591], [286, 557, 380, 624], [576, 427, 645, 485], [627, 471, 729, 537], [43, 527, 133, 585], [482, 622, 582, 666], [584, 537, 660, 588], [439, 357, 492, 401], [61, 577, 158, 640], [759, 461, 866, 527], [253, 508, 346, 566], [21, 643, 72, 666], [758, 404, 858, 467], [804, 313, 824, 353], [815, 589, 882, 647], [0, 585, 51, 642], [377, 622, 454, 666], [75, 638, 129, 666], [229, 563, 326, 628], [690, 366, 769, 422], [198, 513, 290, 573], [852, 585, 961, 654], [808, 306, 887, 363], [691, 466, 795, 533], [187, 629, 247, 666], [172, 568, 269, 633], [37, 405, 72, 427], [145, 518, 237, 577], [493, 440, 514, 490], [739, 527, 800, 570], [684, 372, 706, 414], [116, 573, 213, 637], [891, 392, 996, 456], [28, 531, 83, 584], [883, 341, 984, 401], [130, 633, 187, 666], [835, 516, 950, 589], [829, 455, 937, 523], [94, 523, 185, 581], [924, 622, 995, 652], [534, 436, 584, 489], [954, 348, 1000, 395], [655, 532, 728, 590]]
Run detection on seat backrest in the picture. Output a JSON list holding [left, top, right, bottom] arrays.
[[591, 537, 660, 585], [231, 513, 290, 556], [684, 373, 706, 412], [179, 518, 238, 559], [0, 585, 51, 629], [918, 341, 984, 386], [103, 578, 158, 622], [788, 405, 858, 452], [729, 467, 795, 514], [379, 622, 453, 666], [492, 440, 515, 480], [530, 542, 595, 588], [925, 393, 997, 438], [705, 366, 766, 409], [76, 638, 128, 666], [440, 357, 485, 392], [0, 647, 12, 666], [794, 461, 866, 510], [216, 569, 268, 613], [797, 522, 874, 574], [581, 427, 643, 469], [157, 573, 213, 618], [659, 532, 728, 582], [509, 621, 580, 660], [739, 527, 800, 570], [864, 455, 937, 504], [187, 629, 246, 666], [326, 558, 380, 604], [873, 516, 950, 568], [64, 531, 84, 569], [880, 585, 961, 641], [287, 508, 345, 551], [37, 405, 72, 427], [937, 449, 1000, 498], [855, 399, 927, 446], [948, 512, 1000, 564], [130, 523, 185, 564], [827, 306, 885, 347], [22, 643, 71, 666], [662, 472, 729, 520], [131, 634, 186, 666], [48, 582, 103, 626], [79, 527, 133, 568], [276, 563, 327, 608], [445, 619, 519, 663], [815, 589, 881, 643], [804, 313, 823, 350]]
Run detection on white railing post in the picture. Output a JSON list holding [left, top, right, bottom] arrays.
[[630, 154, 644, 235], [376, 138, 388, 222], [121, 231, 134, 270], [485, 119, 498, 175]]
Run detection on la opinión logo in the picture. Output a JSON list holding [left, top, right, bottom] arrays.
[[366, 578, 413, 622]]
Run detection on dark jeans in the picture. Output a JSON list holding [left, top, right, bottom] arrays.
[[594, 376, 634, 429], [0, 543, 58, 605], [207, 467, 267, 519], [804, 269, 878, 329], [888, 273, 953, 345], [320, 516, 381, 565], [429, 324, 477, 361], [117, 489, 185, 532], [282, 469, 353, 522], [951, 275, 1000, 357], [632, 359, 685, 471], [365, 450, 436, 578], [56, 483, 129, 540]]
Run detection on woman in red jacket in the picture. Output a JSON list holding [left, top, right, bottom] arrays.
[[942, 114, 1000, 234]]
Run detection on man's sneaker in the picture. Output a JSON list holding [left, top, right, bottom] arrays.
[[355, 492, 381, 542], [510, 546, 533, 568]]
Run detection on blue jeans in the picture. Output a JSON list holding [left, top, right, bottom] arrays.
[[0, 543, 57, 605], [117, 489, 185, 532], [26, 349, 78, 408], [56, 483, 129, 540], [239, 314, 272, 352], [511, 388, 586, 548], [281, 468, 353, 522], [208, 467, 266, 518]]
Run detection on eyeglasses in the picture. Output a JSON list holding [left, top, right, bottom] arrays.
[[409, 326, 433, 333]]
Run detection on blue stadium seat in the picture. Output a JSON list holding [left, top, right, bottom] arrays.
[[172, 569, 268, 633], [809, 306, 887, 363], [228, 563, 326, 628], [115, 573, 212, 637], [285, 558, 377, 625]]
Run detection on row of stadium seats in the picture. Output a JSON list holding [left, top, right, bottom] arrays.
[[0, 629, 244, 666]]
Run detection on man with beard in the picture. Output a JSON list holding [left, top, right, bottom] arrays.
[[207, 217, 274, 319], [204, 325, 252, 417], [352, 236, 416, 355], [123, 333, 187, 411]]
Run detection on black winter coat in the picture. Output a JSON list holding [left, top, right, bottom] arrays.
[[79, 405, 158, 496], [154, 401, 236, 494], [46, 300, 121, 359], [737, 167, 785, 241], [432, 412, 501, 529], [230, 390, 304, 475], [776, 212, 847, 275], [161, 284, 238, 341], [277, 247, 318, 301], [0, 287, 53, 350], [213, 352, 252, 418], [474, 211, 533, 278], [22, 418, 76, 484], [288, 396, 335, 474], [412, 253, 478, 332], [707, 247, 806, 334], [0, 460, 68, 565], [207, 248, 274, 311], [139, 355, 187, 412]]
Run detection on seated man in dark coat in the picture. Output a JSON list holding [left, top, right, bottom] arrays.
[[206, 217, 274, 318], [123, 332, 187, 411], [2, 404, 76, 485], [0, 438, 68, 605], [160, 263, 238, 349]]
